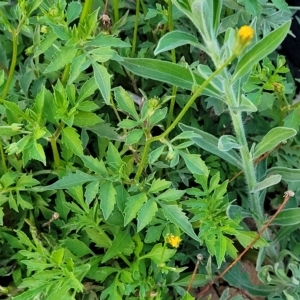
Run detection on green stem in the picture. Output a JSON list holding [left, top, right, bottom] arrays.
[[0, 140, 7, 174], [223, 78, 263, 222], [50, 122, 65, 169], [131, 0, 140, 57], [166, 0, 177, 129], [2, 35, 18, 100], [50, 137, 61, 169], [134, 55, 236, 181], [113, 0, 119, 22], [79, 0, 93, 25]]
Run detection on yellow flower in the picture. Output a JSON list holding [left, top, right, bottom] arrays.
[[166, 234, 182, 248], [234, 25, 254, 55], [238, 25, 254, 43]]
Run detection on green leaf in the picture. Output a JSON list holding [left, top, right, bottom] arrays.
[[114, 87, 139, 119], [243, 0, 261, 16], [154, 30, 206, 55], [251, 175, 281, 192], [85, 181, 99, 205], [149, 179, 171, 193], [31, 142, 46, 165], [235, 231, 268, 249], [273, 208, 300, 226], [66, 1, 82, 24], [92, 61, 111, 105], [99, 181, 116, 220], [102, 230, 132, 263], [107, 142, 123, 172], [215, 232, 226, 268], [50, 248, 64, 266], [86, 123, 120, 141], [85, 34, 131, 48], [159, 202, 198, 241], [118, 119, 139, 129], [73, 111, 102, 127], [218, 135, 242, 151], [266, 167, 300, 182], [125, 129, 144, 145], [81, 155, 108, 176], [179, 151, 209, 176], [85, 227, 111, 248], [179, 123, 243, 170], [34, 32, 58, 58], [253, 127, 296, 159], [233, 21, 291, 82], [137, 199, 158, 232], [156, 189, 185, 201], [140, 243, 176, 264], [284, 107, 300, 130], [120, 58, 220, 98], [44, 46, 78, 73], [124, 193, 147, 226], [77, 101, 99, 112], [61, 127, 84, 156], [77, 77, 98, 103], [43, 171, 96, 190]]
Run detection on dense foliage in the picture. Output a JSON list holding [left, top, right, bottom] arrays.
[[1, 0, 300, 299]]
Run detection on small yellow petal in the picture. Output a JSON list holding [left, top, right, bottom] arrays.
[[166, 234, 182, 248]]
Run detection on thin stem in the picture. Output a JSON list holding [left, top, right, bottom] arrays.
[[79, 0, 93, 25], [134, 55, 236, 181], [50, 137, 61, 169], [113, 0, 119, 22], [1, 14, 27, 100], [166, 0, 177, 130], [131, 0, 140, 57], [0, 140, 7, 174]]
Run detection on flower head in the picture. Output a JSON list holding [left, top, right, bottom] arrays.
[[166, 234, 182, 248], [234, 25, 254, 55]]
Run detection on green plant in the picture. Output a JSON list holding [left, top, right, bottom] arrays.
[[1, 0, 300, 299]]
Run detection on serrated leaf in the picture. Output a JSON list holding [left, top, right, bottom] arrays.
[[99, 181, 116, 220], [140, 243, 176, 264], [124, 193, 147, 226], [215, 232, 226, 268], [114, 87, 139, 119], [107, 142, 123, 172], [253, 127, 296, 159], [149, 178, 171, 193], [92, 61, 111, 105], [77, 77, 98, 103], [102, 230, 131, 263], [43, 171, 96, 190], [156, 189, 185, 201], [137, 199, 158, 232], [44, 46, 78, 73], [159, 202, 198, 241], [81, 155, 108, 176], [62, 127, 83, 156], [85, 181, 99, 205], [179, 151, 209, 176], [66, 1, 82, 24], [73, 111, 102, 126]]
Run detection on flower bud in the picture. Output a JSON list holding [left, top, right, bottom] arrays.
[[233, 25, 254, 55]]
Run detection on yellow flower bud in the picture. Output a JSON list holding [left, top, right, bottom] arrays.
[[41, 26, 48, 34], [233, 25, 254, 55]]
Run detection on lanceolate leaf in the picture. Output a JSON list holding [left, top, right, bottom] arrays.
[[253, 127, 296, 159], [266, 167, 300, 182], [159, 202, 198, 241], [179, 123, 243, 170], [137, 199, 158, 232], [99, 181, 116, 220], [273, 208, 300, 226], [119, 58, 220, 98], [43, 171, 96, 190], [154, 30, 207, 55]]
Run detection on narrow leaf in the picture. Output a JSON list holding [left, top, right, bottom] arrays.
[[253, 127, 296, 159], [251, 175, 281, 192], [99, 181, 116, 220], [159, 202, 198, 241]]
